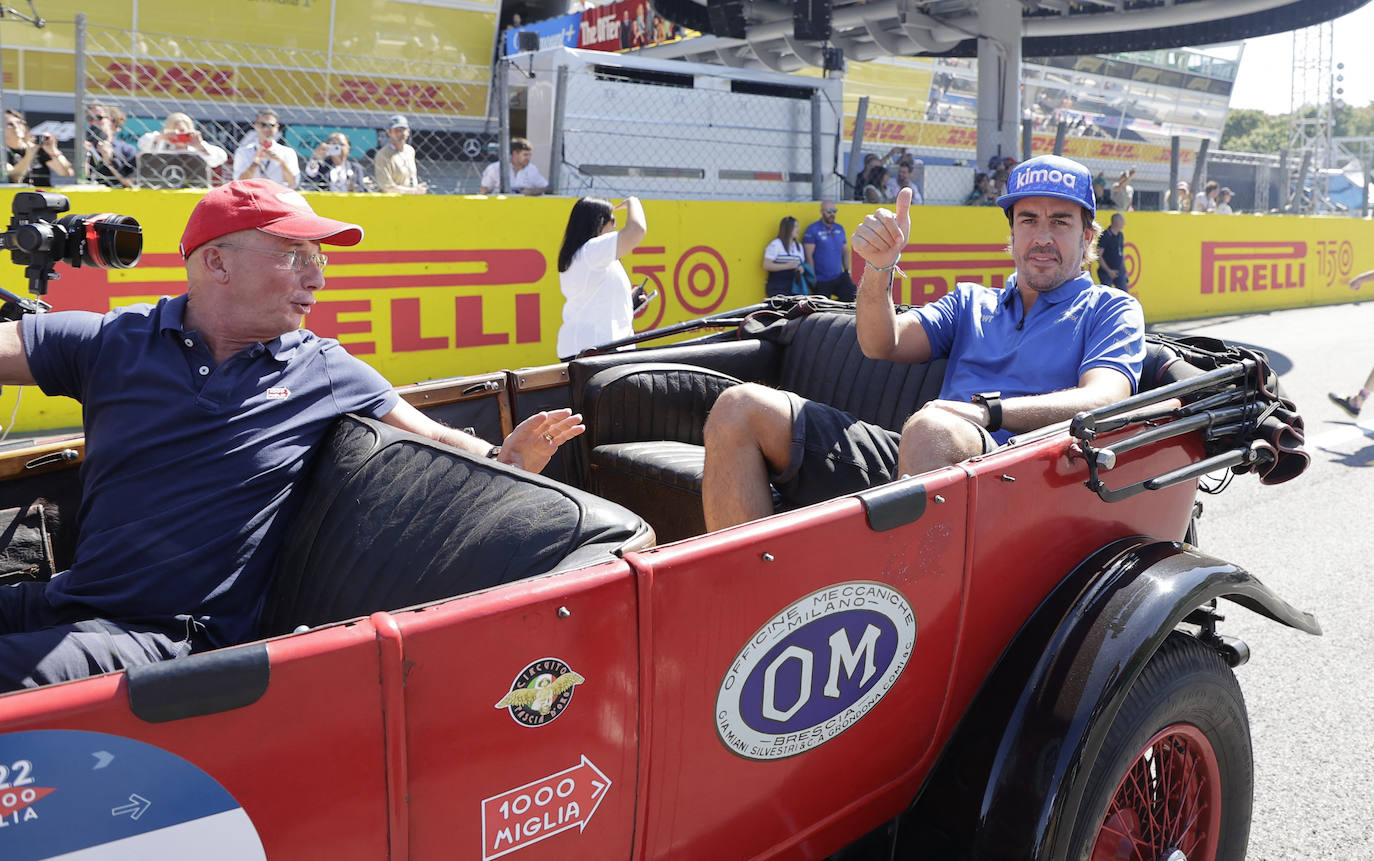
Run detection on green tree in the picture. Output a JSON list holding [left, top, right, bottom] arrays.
[[1221, 108, 1290, 153]]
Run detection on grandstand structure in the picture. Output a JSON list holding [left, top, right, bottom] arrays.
[[643, 0, 1371, 171]]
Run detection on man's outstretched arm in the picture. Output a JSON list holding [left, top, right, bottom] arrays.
[[380, 398, 583, 474]]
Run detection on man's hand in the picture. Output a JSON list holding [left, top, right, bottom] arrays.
[[852, 187, 912, 269], [498, 409, 585, 473]]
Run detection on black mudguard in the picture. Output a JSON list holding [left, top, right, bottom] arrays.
[[896, 537, 1320, 860]]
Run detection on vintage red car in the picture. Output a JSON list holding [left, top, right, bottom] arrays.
[[0, 294, 1318, 861]]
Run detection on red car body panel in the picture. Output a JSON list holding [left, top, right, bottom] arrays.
[[0, 395, 1261, 861]]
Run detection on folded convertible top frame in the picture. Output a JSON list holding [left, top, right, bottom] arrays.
[[1070, 359, 1269, 503]]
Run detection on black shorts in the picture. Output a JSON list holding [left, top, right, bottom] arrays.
[[769, 392, 996, 510]]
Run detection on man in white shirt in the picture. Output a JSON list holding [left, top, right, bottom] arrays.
[[233, 109, 300, 188], [479, 137, 549, 195]]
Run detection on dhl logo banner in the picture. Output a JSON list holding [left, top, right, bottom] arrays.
[[1, 189, 1369, 433], [842, 117, 1198, 166]]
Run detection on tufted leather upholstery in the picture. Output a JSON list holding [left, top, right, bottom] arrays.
[[259, 415, 654, 636], [578, 311, 948, 542]]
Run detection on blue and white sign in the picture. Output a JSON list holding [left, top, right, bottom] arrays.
[[0, 730, 265, 860], [503, 14, 582, 56], [716, 581, 916, 761]]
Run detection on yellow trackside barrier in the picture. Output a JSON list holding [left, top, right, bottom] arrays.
[[1, 188, 1370, 434]]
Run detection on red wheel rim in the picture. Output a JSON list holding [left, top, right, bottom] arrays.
[[1089, 723, 1223, 861]]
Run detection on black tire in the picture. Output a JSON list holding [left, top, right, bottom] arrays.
[[1064, 632, 1253, 861]]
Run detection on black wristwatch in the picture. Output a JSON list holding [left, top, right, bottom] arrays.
[[485, 445, 502, 460], [971, 392, 1002, 433]]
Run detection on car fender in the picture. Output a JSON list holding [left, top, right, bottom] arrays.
[[897, 536, 1321, 860]]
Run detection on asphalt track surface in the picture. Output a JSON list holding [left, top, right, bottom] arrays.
[[1148, 300, 1373, 860]]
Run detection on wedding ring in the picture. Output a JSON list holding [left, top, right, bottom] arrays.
[[542, 432, 554, 444]]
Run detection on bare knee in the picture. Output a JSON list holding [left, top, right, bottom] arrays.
[[707, 384, 786, 441], [705, 384, 793, 469], [898, 408, 983, 474]]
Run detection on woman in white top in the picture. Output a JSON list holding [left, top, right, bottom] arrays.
[[136, 112, 228, 169], [762, 216, 805, 297], [556, 196, 648, 360]]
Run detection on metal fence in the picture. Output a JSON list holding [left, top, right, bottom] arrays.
[[63, 15, 500, 193], [841, 100, 989, 208]]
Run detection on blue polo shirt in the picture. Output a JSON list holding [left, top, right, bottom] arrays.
[[909, 273, 1144, 442], [21, 295, 399, 647], [803, 220, 848, 281]]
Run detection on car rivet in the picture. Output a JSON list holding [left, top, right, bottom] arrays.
[[933, 494, 945, 503], [1001, 474, 1016, 482], [557, 606, 571, 618], [761, 553, 774, 562]]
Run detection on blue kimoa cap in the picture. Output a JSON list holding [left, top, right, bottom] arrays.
[[996, 154, 1095, 218]]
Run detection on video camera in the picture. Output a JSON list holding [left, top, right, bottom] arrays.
[[0, 191, 142, 319]]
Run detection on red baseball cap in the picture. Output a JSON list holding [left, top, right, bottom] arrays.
[[179, 179, 364, 259]]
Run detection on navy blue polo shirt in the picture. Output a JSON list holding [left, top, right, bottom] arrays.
[[21, 295, 399, 647], [910, 273, 1145, 442], [803, 220, 848, 281]]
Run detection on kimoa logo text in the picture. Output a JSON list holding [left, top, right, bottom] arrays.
[[1200, 241, 1307, 295], [1014, 167, 1077, 190]]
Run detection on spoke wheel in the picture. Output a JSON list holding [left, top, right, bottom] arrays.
[[1089, 723, 1222, 861], [1066, 632, 1252, 861]]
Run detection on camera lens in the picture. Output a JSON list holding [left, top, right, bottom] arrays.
[[57, 213, 142, 269]]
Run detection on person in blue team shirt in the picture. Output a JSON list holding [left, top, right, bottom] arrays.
[[803, 200, 856, 302], [703, 155, 1145, 530], [0, 179, 584, 690]]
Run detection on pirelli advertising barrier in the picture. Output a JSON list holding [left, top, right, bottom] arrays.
[[1, 188, 1371, 433]]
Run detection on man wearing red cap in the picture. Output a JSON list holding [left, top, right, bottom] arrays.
[[0, 179, 582, 690], [703, 155, 1144, 530]]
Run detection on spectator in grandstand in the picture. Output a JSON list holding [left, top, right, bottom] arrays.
[[234, 109, 300, 189], [5, 110, 75, 186], [84, 103, 137, 188], [965, 172, 995, 206], [479, 137, 548, 196], [619, 10, 633, 50], [1171, 180, 1191, 212], [304, 133, 372, 193], [804, 200, 855, 302], [989, 157, 1016, 198], [374, 115, 429, 195], [1096, 213, 1129, 293], [1193, 180, 1219, 213], [1215, 187, 1235, 215], [1113, 167, 1136, 211], [556, 196, 648, 360], [863, 164, 892, 204], [854, 153, 880, 201], [893, 159, 924, 206], [137, 112, 229, 172], [763, 216, 807, 298], [1092, 175, 1117, 210], [653, 12, 672, 42]]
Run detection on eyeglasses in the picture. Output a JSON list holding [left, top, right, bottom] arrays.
[[214, 244, 327, 271], [822, 209, 837, 214]]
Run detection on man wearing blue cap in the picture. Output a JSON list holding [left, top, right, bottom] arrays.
[[702, 154, 1144, 530]]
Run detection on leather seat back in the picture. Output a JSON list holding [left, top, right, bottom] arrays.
[[259, 415, 653, 636], [779, 313, 947, 433]]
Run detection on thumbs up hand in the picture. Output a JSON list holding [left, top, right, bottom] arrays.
[[852, 186, 912, 270]]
